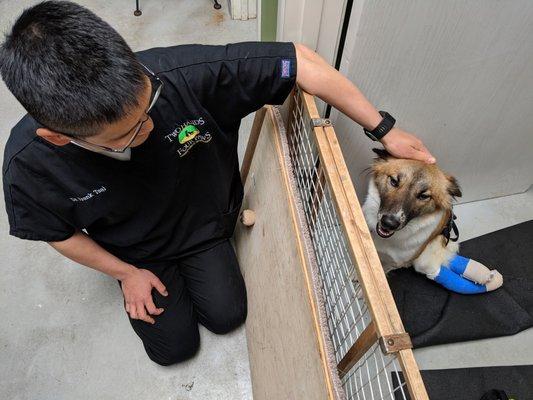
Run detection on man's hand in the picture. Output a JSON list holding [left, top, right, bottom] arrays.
[[48, 231, 168, 325], [294, 43, 436, 164], [380, 128, 436, 164], [120, 267, 168, 324]]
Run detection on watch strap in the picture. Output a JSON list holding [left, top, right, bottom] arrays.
[[364, 111, 396, 141]]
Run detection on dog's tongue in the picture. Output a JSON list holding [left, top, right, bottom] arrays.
[[376, 223, 395, 238]]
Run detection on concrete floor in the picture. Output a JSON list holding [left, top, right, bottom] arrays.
[[0, 1, 256, 400], [1, 1, 532, 399]]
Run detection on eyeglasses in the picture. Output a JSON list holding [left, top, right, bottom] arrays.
[[69, 63, 163, 154]]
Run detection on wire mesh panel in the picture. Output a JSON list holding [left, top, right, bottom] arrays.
[[284, 88, 426, 400], [286, 92, 370, 361]]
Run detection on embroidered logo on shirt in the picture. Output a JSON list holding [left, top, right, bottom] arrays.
[[177, 130, 212, 157], [164, 117, 212, 157], [281, 59, 291, 78]]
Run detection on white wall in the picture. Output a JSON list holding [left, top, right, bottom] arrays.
[[278, 0, 533, 204], [331, 0, 533, 203], [276, 0, 346, 63], [276, 0, 346, 115]]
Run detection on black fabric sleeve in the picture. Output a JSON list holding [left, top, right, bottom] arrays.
[[179, 42, 297, 125], [3, 166, 76, 242]]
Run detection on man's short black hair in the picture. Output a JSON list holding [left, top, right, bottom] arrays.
[[0, 1, 145, 137]]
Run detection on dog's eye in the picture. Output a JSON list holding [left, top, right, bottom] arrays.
[[417, 192, 431, 200], [389, 176, 399, 187]]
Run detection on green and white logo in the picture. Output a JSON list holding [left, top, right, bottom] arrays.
[[165, 118, 212, 157], [178, 124, 200, 144]]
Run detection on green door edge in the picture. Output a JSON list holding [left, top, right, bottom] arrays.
[[261, 0, 278, 41]]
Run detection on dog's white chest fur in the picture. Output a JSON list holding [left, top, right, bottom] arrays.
[[362, 179, 456, 274]]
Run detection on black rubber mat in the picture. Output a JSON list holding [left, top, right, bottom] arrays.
[[392, 365, 533, 400], [388, 220, 533, 348]]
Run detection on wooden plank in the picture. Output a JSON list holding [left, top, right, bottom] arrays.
[[271, 106, 340, 400], [302, 90, 321, 118], [298, 89, 428, 397], [398, 350, 430, 400], [234, 106, 334, 400], [241, 107, 266, 183], [337, 322, 377, 379]]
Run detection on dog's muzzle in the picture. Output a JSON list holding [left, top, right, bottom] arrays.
[[376, 215, 401, 238]]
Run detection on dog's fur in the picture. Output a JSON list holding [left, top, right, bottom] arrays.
[[363, 149, 462, 277]]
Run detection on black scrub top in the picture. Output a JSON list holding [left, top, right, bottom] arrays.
[[2, 42, 297, 264]]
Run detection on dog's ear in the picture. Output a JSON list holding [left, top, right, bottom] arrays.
[[447, 175, 462, 198], [372, 148, 392, 161]]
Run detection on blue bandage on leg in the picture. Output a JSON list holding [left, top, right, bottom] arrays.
[[447, 254, 470, 275], [432, 266, 487, 294]]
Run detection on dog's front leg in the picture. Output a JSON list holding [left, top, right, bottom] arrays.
[[412, 236, 457, 277], [446, 255, 501, 285], [413, 237, 503, 294]]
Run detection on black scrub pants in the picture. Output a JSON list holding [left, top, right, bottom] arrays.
[[124, 240, 247, 366]]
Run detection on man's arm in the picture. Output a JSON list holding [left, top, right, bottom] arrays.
[[49, 230, 167, 324], [294, 43, 435, 164]]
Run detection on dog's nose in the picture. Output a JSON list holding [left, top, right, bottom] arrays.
[[380, 215, 400, 230]]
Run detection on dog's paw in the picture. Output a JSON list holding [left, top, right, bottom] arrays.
[[485, 270, 503, 292]]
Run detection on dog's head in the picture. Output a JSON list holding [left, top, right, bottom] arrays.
[[370, 148, 461, 238]]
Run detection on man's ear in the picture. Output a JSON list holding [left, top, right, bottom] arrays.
[[372, 148, 391, 161], [447, 175, 462, 198], [36, 128, 71, 146]]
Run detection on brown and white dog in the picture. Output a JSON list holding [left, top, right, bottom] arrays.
[[362, 149, 502, 292]]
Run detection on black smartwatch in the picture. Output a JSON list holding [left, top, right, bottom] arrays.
[[363, 111, 396, 141]]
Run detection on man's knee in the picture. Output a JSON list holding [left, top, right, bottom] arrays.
[[203, 301, 247, 334], [145, 332, 200, 366]]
